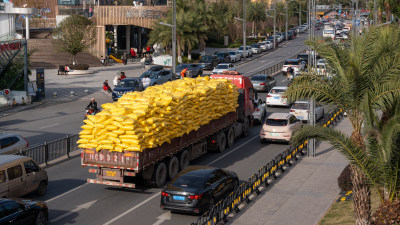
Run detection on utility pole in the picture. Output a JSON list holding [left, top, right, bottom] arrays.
[[299, 1, 301, 26], [243, 0, 246, 60], [273, 3, 276, 49], [307, 0, 316, 157], [373, 0, 378, 24], [286, 2, 288, 41], [172, 0, 176, 74]]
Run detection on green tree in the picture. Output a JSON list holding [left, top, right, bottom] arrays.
[[247, 1, 267, 36], [275, 2, 286, 32], [287, 26, 400, 225], [54, 14, 96, 65]]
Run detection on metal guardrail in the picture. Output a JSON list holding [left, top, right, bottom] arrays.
[[19, 134, 80, 165], [190, 109, 344, 225]]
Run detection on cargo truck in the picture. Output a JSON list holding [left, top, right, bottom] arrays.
[[81, 72, 255, 188]]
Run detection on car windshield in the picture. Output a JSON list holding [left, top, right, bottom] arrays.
[[266, 119, 288, 126], [284, 61, 299, 66], [176, 64, 190, 69], [116, 80, 137, 87], [200, 56, 213, 62], [238, 47, 244, 50], [215, 65, 228, 69], [317, 64, 325, 68], [292, 103, 308, 110], [324, 30, 334, 34], [229, 52, 236, 55], [251, 75, 265, 81], [251, 44, 258, 48], [258, 43, 265, 45], [140, 71, 158, 79], [270, 88, 286, 94], [172, 174, 206, 188]]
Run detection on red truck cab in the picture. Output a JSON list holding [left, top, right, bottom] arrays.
[[210, 71, 255, 126]]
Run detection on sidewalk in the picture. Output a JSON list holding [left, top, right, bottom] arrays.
[[230, 118, 351, 225]]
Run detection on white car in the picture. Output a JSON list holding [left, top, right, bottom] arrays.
[[257, 42, 269, 51], [238, 46, 253, 58], [260, 113, 303, 143], [212, 63, 236, 74], [253, 99, 267, 125], [264, 41, 273, 49], [289, 100, 324, 122], [316, 62, 327, 75], [0, 133, 29, 154], [266, 86, 292, 107], [282, 59, 305, 74], [228, 51, 241, 62], [250, 44, 262, 54]]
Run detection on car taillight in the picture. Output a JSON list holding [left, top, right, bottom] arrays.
[[290, 110, 295, 112], [23, 137, 29, 147], [161, 191, 170, 197], [267, 95, 272, 97], [255, 108, 260, 111], [282, 96, 287, 98], [189, 194, 203, 200], [260, 83, 266, 85]]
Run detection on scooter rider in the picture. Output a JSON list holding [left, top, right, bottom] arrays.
[[87, 98, 98, 113], [287, 67, 294, 80]]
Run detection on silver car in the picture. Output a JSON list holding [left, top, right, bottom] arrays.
[[0, 134, 29, 154]]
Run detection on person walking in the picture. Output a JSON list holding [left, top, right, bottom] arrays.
[[120, 72, 126, 80], [101, 56, 105, 66], [130, 47, 136, 60], [103, 80, 112, 93], [89, 7, 93, 17], [121, 53, 127, 65]]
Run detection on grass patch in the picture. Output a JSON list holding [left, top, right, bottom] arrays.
[[318, 189, 381, 225]]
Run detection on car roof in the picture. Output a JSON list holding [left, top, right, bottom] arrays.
[[0, 155, 30, 167], [122, 77, 140, 81], [0, 133, 20, 139], [272, 86, 288, 90], [218, 63, 232, 66], [268, 113, 291, 120], [285, 59, 300, 63], [178, 166, 217, 177], [293, 100, 309, 104], [149, 65, 163, 71], [251, 74, 267, 78]]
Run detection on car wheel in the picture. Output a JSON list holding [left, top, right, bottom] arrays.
[[35, 211, 48, 225], [36, 181, 47, 196], [233, 179, 239, 190]]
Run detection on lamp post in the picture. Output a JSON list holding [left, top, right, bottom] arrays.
[[159, 22, 176, 75], [234, 0, 247, 60], [266, 5, 276, 49]]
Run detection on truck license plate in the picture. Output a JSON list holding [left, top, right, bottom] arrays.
[[105, 170, 117, 177], [173, 195, 185, 201]]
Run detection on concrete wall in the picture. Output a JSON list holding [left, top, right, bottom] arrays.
[[153, 55, 172, 67], [0, 91, 30, 106]]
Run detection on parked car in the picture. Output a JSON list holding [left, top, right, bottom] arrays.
[[257, 42, 269, 51], [215, 52, 230, 63], [139, 65, 174, 86], [0, 155, 48, 197], [228, 51, 241, 62], [250, 74, 276, 92], [199, 55, 219, 70], [160, 166, 239, 214], [176, 63, 203, 78], [0, 198, 48, 225], [0, 134, 29, 155], [289, 100, 324, 122], [266, 86, 292, 107], [112, 78, 143, 101], [260, 113, 303, 143], [264, 41, 273, 49], [250, 44, 262, 54], [212, 63, 236, 74], [237, 46, 252, 57]]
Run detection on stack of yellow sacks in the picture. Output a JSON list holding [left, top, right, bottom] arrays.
[[77, 76, 239, 152]]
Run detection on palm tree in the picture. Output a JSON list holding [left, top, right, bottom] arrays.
[[247, 1, 267, 36], [275, 2, 286, 32], [287, 26, 400, 225]]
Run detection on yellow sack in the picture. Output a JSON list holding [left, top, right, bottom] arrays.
[[106, 125, 118, 130], [112, 130, 125, 135], [77, 139, 89, 144], [81, 125, 93, 130], [79, 130, 92, 135], [83, 120, 94, 126], [80, 135, 94, 139]]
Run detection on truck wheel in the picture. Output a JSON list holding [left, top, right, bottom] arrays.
[[167, 156, 179, 180], [227, 128, 235, 148], [242, 119, 250, 137], [179, 150, 190, 170], [218, 133, 226, 153], [151, 162, 167, 188]]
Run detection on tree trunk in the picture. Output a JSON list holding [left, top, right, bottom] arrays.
[[188, 47, 192, 61], [199, 37, 206, 56], [385, 2, 390, 23], [350, 131, 371, 225], [177, 38, 182, 64]]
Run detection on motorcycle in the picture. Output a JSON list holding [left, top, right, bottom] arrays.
[[286, 67, 294, 81], [84, 107, 100, 120]]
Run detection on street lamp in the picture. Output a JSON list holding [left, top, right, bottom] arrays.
[[266, 6, 276, 49], [159, 21, 176, 74], [234, 0, 247, 60]]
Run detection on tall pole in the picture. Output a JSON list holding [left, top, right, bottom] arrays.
[[299, 1, 301, 26], [374, 0, 377, 24], [172, 0, 176, 74], [286, 2, 288, 41], [243, 0, 246, 60], [273, 4, 276, 49]]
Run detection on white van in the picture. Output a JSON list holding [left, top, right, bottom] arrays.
[[0, 155, 48, 198], [323, 27, 335, 39]]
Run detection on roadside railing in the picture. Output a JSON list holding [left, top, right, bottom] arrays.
[[18, 134, 80, 165], [247, 53, 299, 78], [190, 109, 344, 225]]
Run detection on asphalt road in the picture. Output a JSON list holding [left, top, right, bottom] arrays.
[[2, 32, 314, 225]]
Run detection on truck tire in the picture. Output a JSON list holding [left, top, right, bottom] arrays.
[[151, 162, 167, 188], [218, 133, 227, 153], [227, 128, 235, 148], [179, 150, 190, 170], [167, 156, 179, 180], [242, 119, 250, 137]]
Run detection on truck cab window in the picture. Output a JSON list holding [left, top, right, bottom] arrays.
[[24, 160, 39, 173]]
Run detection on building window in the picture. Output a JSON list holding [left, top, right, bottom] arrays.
[[58, 0, 80, 6]]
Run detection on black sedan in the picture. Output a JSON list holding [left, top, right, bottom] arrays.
[[0, 198, 48, 225], [160, 166, 239, 214], [176, 64, 203, 78], [199, 55, 219, 70], [112, 78, 143, 101]]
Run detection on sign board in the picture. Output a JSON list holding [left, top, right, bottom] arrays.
[[126, 8, 165, 19], [36, 68, 45, 99], [316, 5, 330, 10]]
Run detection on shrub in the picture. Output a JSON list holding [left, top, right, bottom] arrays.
[[67, 64, 89, 70], [371, 198, 400, 225], [182, 56, 191, 63], [337, 164, 352, 192]]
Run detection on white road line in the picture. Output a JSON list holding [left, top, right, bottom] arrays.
[[207, 135, 258, 166], [46, 183, 89, 203], [39, 123, 59, 129], [103, 192, 160, 225]]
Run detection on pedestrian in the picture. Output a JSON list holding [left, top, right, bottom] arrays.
[[142, 75, 151, 89], [12, 98, 17, 107], [120, 72, 126, 80], [89, 7, 93, 17], [113, 74, 121, 86], [100, 56, 105, 66], [103, 80, 112, 93], [22, 97, 26, 105], [146, 46, 150, 56], [64, 65, 70, 73], [181, 68, 188, 78], [130, 47, 136, 59], [121, 53, 127, 65]]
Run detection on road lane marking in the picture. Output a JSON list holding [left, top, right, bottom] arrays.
[[50, 200, 97, 223], [39, 123, 59, 129], [103, 192, 160, 225], [152, 211, 171, 225], [207, 135, 258, 166], [46, 183, 89, 203]]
